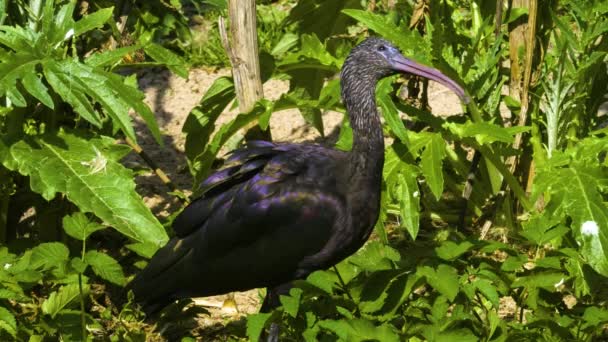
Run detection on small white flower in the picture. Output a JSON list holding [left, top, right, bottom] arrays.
[[581, 221, 599, 237], [413, 191, 419, 198], [554, 278, 564, 288], [3, 263, 11, 270]]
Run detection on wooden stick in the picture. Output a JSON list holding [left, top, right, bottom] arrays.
[[219, 1, 271, 141]]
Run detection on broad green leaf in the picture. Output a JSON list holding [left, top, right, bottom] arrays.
[[435, 240, 474, 261], [30, 242, 69, 270], [6, 131, 167, 248], [103, 72, 163, 145], [279, 288, 303, 318], [319, 319, 399, 342], [144, 43, 188, 78], [42, 283, 86, 318], [0, 306, 16, 337], [420, 133, 446, 200], [62, 212, 105, 241], [305, 270, 338, 294], [74, 7, 113, 37], [42, 60, 102, 127], [348, 241, 400, 271], [534, 148, 608, 276], [246, 312, 272, 342], [418, 264, 459, 301], [85, 251, 126, 286]]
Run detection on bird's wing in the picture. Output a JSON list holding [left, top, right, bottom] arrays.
[[129, 142, 347, 312]]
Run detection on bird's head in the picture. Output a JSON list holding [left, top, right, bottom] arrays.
[[342, 37, 468, 103]]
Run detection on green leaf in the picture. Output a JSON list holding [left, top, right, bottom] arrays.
[[398, 167, 421, 239], [342, 9, 432, 65], [435, 240, 474, 261], [319, 319, 399, 342], [191, 101, 269, 185], [534, 148, 608, 276], [85, 251, 126, 286], [420, 133, 446, 200], [42, 60, 102, 128], [348, 241, 400, 271], [143, 43, 188, 78], [6, 131, 168, 248], [246, 312, 272, 342], [22, 72, 54, 109], [0, 306, 16, 337], [184, 76, 235, 173], [418, 264, 459, 301], [85, 45, 142, 67], [74, 7, 113, 37], [444, 121, 530, 145], [279, 288, 302, 318], [63, 212, 105, 241], [377, 77, 408, 143], [42, 283, 85, 318], [30, 242, 69, 270]]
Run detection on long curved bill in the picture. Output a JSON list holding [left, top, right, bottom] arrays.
[[391, 54, 470, 104]]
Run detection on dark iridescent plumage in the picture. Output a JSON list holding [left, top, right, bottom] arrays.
[[128, 37, 466, 316]]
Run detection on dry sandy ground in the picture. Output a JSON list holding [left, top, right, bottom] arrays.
[[130, 67, 465, 338]]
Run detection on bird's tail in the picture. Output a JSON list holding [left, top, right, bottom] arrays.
[[126, 238, 193, 315]]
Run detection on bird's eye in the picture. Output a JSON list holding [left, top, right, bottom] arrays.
[[377, 45, 386, 52]]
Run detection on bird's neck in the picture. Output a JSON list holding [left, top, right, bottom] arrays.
[[341, 73, 385, 243], [342, 77, 385, 176]]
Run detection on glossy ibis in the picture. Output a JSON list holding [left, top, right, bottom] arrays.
[[128, 36, 467, 331]]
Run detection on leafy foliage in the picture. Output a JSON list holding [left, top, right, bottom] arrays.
[[0, 0, 607, 340]]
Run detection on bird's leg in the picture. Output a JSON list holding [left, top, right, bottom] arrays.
[[260, 282, 293, 342]]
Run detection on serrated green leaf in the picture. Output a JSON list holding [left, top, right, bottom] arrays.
[[435, 240, 474, 261], [42, 61, 102, 127], [42, 283, 85, 318], [22, 72, 54, 109], [0, 306, 16, 337], [306, 270, 338, 294], [63, 212, 105, 241], [74, 7, 113, 37], [246, 312, 272, 342], [85, 45, 142, 67], [7, 131, 167, 247], [342, 9, 432, 65], [319, 319, 399, 342], [144, 43, 188, 78], [349, 241, 400, 271], [418, 264, 459, 301], [30, 242, 69, 270], [85, 251, 126, 286]]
